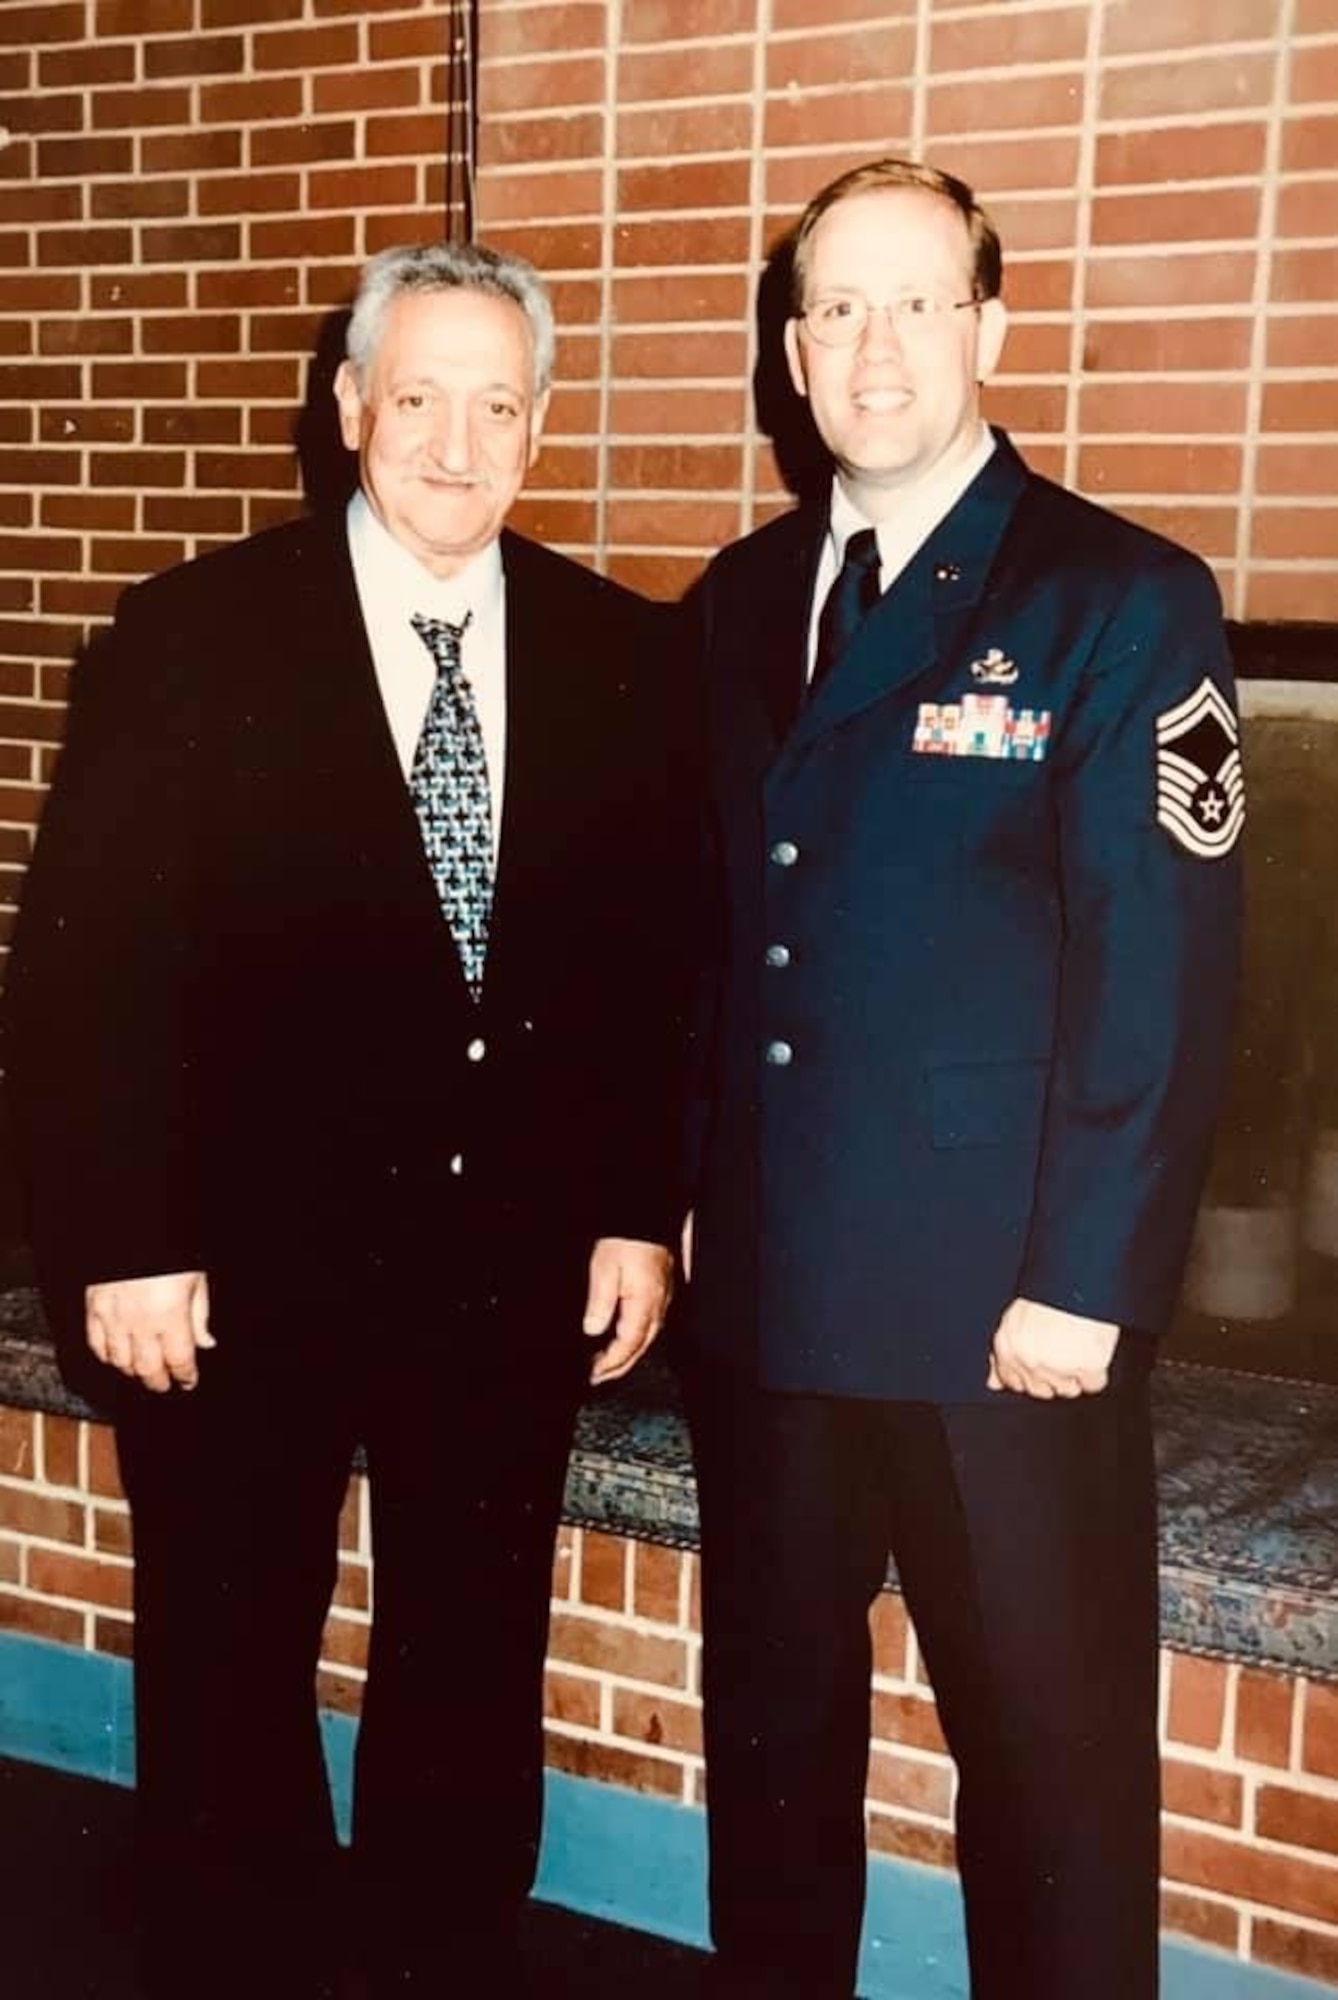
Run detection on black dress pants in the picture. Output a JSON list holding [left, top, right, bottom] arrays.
[[114, 1293, 587, 2000], [686, 1342, 1161, 2000]]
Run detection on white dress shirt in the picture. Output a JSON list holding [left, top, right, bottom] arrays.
[[806, 425, 997, 680], [345, 489, 508, 847]]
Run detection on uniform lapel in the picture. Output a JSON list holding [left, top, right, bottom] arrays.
[[778, 434, 1031, 764], [755, 499, 827, 747]]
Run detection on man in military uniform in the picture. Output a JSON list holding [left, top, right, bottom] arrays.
[[685, 159, 1242, 2000]]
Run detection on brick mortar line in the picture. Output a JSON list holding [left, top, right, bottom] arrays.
[[928, 45, 1300, 79], [1295, 1684, 1318, 1774], [1170, 1750, 1331, 1786], [1237, 0, 1301, 620], [735, 0, 768, 541], [559, 1605, 701, 1638], [4, 1571, 131, 1600], [545, 1662, 699, 1698], [504, 161, 1328, 188], [865, 1802, 956, 1829], [461, 235, 1338, 262], [1247, 1908, 1338, 1939], [1168, 1820, 1338, 1870]]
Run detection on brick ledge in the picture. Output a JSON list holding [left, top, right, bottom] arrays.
[[1, 1288, 1333, 1683]]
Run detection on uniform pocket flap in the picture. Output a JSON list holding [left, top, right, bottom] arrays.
[[927, 1057, 1048, 1149]]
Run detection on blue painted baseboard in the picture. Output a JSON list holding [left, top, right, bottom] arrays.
[[0, 1631, 1330, 2000]]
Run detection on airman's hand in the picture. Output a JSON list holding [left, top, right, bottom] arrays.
[[987, 1296, 1118, 1399]]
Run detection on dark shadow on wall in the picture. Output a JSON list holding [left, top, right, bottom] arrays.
[[752, 226, 830, 504], [295, 306, 359, 517]]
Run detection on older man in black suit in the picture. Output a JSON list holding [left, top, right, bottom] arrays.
[[5, 243, 692, 2000]]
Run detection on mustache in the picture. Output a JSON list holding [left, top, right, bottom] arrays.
[[415, 466, 495, 489]]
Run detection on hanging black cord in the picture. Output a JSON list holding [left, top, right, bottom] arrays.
[[444, 0, 479, 242]]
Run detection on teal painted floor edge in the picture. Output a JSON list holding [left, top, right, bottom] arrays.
[[1, 1631, 1331, 2000]]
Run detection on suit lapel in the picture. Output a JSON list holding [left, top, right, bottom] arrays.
[[485, 532, 575, 993], [291, 512, 473, 990], [779, 436, 1032, 764], [294, 514, 427, 841]]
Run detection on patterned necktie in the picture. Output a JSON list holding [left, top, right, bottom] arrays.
[[409, 611, 494, 1002], [811, 527, 882, 693]]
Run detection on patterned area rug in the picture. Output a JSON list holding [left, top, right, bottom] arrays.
[[2, 1292, 1333, 1681]]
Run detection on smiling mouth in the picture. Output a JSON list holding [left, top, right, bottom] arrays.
[[853, 388, 913, 412]]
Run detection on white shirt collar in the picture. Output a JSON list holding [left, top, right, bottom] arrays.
[[827, 424, 997, 585], [346, 487, 504, 627], [344, 491, 508, 829]]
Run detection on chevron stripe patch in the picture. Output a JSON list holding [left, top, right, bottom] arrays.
[[1154, 676, 1245, 860]]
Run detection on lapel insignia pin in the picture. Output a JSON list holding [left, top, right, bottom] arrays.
[[969, 646, 1018, 686], [933, 562, 962, 583]]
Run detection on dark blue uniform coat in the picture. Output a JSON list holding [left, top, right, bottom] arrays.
[[689, 431, 1243, 1403]]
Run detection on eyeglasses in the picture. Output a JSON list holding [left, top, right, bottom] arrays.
[[799, 293, 982, 347]]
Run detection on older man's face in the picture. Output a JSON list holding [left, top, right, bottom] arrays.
[[335, 287, 549, 578]]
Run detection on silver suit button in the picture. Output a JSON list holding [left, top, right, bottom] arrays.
[[765, 943, 791, 968], [765, 1039, 793, 1066], [769, 839, 799, 867], [466, 1037, 486, 1062], [449, 1153, 464, 1176]]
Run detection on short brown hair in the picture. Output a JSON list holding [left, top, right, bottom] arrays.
[[789, 158, 1003, 312]]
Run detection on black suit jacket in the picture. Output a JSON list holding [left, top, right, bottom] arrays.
[[5, 512, 693, 1404]]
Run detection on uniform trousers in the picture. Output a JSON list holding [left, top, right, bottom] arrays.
[[685, 1340, 1161, 2000], [114, 1286, 587, 2000]]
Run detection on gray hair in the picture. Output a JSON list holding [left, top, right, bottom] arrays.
[[345, 241, 557, 395]]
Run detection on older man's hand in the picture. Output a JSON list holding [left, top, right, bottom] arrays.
[[582, 1238, 674, 1386], [86, 1271, 215, 1394]]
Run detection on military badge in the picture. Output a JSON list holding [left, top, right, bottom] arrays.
[[1154, 677, 1245, 859], [969, 646, 1018, 687]]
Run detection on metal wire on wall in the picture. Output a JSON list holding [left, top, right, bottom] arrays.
[[443, 0, 479, 242]]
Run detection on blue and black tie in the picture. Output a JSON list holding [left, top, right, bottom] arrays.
[[409, 611, 493, 1002]]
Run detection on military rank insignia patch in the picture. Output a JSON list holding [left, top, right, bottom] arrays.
[[1155, 677, 1245, 859]]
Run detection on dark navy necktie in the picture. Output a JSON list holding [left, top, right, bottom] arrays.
[[409, 611, 493, 1002], [811, 527, 881, 694]]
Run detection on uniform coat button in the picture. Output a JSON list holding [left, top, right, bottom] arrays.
[[466, 1037, 486, 1062], [449, 1153, 464, 1176], [765, 943, 791, 968], [769, 839, 799, 867], [765, 1039, 794, 1066]]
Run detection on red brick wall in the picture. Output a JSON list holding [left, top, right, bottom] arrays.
[[2, 1406, 1336, 1984], [0, 3, 1336, 937], [2, 5, 1335, 1970], [477, 0, 1338, 615], [0, 0, 461, 947]]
